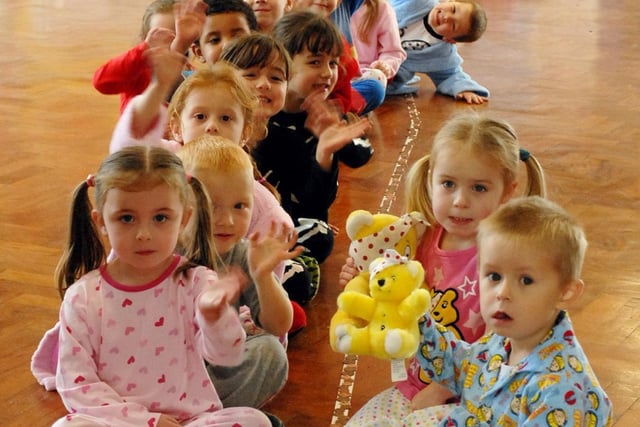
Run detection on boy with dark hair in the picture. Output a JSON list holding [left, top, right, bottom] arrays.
[[191, 0, 258, 65], [387, 0, 489, 104]]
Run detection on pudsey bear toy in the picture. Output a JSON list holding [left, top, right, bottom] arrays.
[[333, 249, 431, 359], [329, 210, 427, 351]]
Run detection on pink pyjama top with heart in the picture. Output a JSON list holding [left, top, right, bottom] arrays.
[[55, 255, 248, 425]]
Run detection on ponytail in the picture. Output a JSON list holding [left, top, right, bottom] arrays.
[[519, 148, 547, 197], [404, 154, 436, 225], [55, 180, 105, 298], [178, 176, 220, 273]]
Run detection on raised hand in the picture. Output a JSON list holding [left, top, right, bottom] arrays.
[[315, 116, 371, 170], [171, 0, 207, 54], [145, 27, 176, 50], [145, 46, 187, 88], [198, 268, 247, 324], [247, 221, 304, 285], [302, 90, 342, 137]]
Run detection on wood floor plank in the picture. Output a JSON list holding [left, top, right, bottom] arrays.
[[1, 0, 638, 426]]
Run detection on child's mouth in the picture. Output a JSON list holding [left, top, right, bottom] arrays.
[[493, 311, 512, 321], [450, 216, 472, 225]]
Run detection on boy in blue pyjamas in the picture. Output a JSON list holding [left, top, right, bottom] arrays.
[[417, 196, 613, 426], [387, 0, 488, 104]]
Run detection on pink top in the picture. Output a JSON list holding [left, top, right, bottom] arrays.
[[109, 97, 294, 278], [56, 255, 245, 424], [350, 0, 406, 77], [396, 225, 485, 399]]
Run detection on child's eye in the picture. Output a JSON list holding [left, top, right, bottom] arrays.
[[207, 37, 221, 45], [329, 59, 339, 67], [234, 202, 247, 210], [472, 184, 488, 192], [194, 113, 206, 121], [242, 72, 257, 79], [221, 115, 232, 122], [270, 74, 285, 83], [521, 276, 534, 286], [487, 272, 501, 282], [442, 180, 455, 189], [119, 214, 134, 224], [153, 214, 169, 223]]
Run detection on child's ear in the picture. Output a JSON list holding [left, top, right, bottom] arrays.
[[169, 117, 184, 143], [284, 0, 293, 12], [181, 207, 193, 230], [191, 44, 206, 63], [241, 122, 255, 147], [557, 279, 584, 309], [500, 182, 517, 204], [91, 210, 108, 236]]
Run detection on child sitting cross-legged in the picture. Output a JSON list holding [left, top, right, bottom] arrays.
[[254, 11, 372, 265], [415, 196, 613, 425], [50, 145, 271, 426], [177, 135, 303, 412]]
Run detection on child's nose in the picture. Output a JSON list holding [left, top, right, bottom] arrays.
[[256, 75, 271, 89], [496, 281, 511, 301], [136, 225, 152, 241], [215, 208, 234, 225], [453, 190, 469, 207], [320, 63, 332, 78], [205, 120, 219, 134]]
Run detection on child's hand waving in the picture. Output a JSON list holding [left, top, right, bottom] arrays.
[[146, 46, 187, 88], [247, 221, 304, 285], [172, 0, 207, 53], [198, 268, 247, 324], [302, 90, 342, 137], [145, 27, 176, 50], [315, 117, 371, 170]]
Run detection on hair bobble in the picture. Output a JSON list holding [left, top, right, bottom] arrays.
[[86, 174, 95, 187], [186, 173, 192, 183], [519, 148, 530, 162]]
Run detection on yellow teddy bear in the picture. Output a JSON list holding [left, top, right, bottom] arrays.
[[333, 249, 431, 359], [329, 210, 427, 351]]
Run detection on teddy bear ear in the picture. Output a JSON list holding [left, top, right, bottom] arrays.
[[407, 261, 425, 282], [346, 209, 374, 240], [369, 257, 385, 274]]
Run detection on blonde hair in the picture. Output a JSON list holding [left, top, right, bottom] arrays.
[[168, 63, 258, 144], [355, 0, 380, 44], [55, 146, 215, 297], [477, 196, 587, 284], [177, 135, 254, 270], [178, 134, 254, 178], [404, 112, 546, 224]]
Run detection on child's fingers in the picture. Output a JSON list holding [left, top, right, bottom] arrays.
[[340, 117, 371, 140]]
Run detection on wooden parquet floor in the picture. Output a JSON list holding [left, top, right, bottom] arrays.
[[1, 1, 639, 426]]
